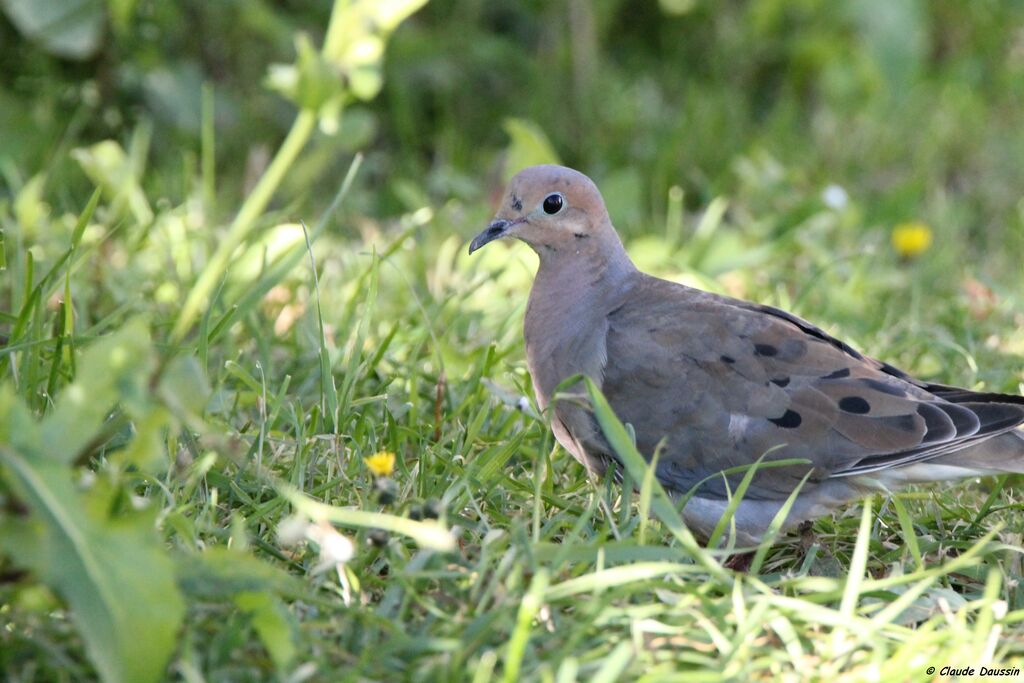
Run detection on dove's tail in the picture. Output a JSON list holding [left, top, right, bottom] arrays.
[[869, 429, 1024, 485]]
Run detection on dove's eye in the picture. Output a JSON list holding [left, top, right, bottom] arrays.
[[542, 193, 564, 215]]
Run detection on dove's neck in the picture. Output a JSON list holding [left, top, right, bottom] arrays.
[[532, 233, 636, 302], [532, 225, 637, 292], [524, 229, 637, 405]]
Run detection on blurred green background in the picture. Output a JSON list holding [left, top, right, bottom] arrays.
[[4, 0, 1023, 234], [5, 0, 1024, 386]]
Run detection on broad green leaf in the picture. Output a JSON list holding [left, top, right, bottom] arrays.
[[0, 0, 105, 60], [0, 451, 184, 683], [0, 383, 38, 454], [503, 119, 561, 182], [113, 408, 168, 471], [177, 547, 303, 671], [176, 546, 303, 600], [235, 592, 297, 670], [159, 353, 212, 418], [40, 318, 153, 464]]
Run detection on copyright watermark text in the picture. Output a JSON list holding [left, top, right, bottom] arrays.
[[925, 666, 1021, 677]]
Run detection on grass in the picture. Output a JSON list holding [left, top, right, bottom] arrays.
[[3, 2, 1024, 681]]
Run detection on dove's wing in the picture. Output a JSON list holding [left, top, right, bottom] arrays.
[[593, 276, 1024, 500]]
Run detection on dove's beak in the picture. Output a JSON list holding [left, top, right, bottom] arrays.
[[468, 218, 523, 254]]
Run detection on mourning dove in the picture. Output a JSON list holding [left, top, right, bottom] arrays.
[[469, 164, 1024, 545]]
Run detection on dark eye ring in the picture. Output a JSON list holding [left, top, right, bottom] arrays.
[[542, 193, 564, 215]]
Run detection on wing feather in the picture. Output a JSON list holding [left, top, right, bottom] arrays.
[[596, 276, 1024, 498]]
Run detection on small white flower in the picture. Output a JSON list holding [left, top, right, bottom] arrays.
[[307, 523, 356, 605], [308, 522, 355, 568], [276, 515, 309, 546], [279, 519, 357, 605], [822, 184, 849, 210]]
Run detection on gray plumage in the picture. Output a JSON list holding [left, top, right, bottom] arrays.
[[469, 165, 1024, 545]]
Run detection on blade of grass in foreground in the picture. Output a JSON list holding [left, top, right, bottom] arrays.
[[503, 569, 549, 683], [201, 154, 363, 351], [749, 470, 812, 574], [840, 498, 873, 619], [583, 377, 728, 580], [279, 485, 455, 552], [590, 640, 633, 683], [300, 220, 339, 433], [172, 109, 317, 342], [706, 448, 783, 551], [544, 561, 710, 600], [830, 498, 873, 654], [891, 494, 923, 570]]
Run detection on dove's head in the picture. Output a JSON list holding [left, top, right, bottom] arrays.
[[468, 165, 620, 260]]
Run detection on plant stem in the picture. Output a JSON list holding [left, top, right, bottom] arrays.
[[172, 108, 318, 343]]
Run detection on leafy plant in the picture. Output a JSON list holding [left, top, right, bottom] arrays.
[[0, 320, 183, 683]]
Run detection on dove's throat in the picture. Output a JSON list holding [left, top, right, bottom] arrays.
[[524, 234, 637, 406]]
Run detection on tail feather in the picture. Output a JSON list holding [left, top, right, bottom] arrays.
[[862, 429, 1024, 485], [942, 428, 1024, 474]]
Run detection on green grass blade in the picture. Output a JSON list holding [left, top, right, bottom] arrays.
[[173, 109, 318, 341], [891, 494, 923, 570], [749, 470, 812, 574], [502, 569, 549, 683], [583, 376, 727, 579], [832, 498, 874, 653], [280, 485, 456, 552]]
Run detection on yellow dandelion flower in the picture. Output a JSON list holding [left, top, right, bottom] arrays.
[[364, 451, 396, 478], [891, 221, 933, 258]]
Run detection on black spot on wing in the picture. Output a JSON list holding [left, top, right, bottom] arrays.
[[754, 344, 778, 357], [770, 377, 791, 387], [829, 392, 1024, 477], [768, 409, 802, 429], [822, 368, 850, 380], [720, 355, 736, 364], [839, 396, 871, 414]]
